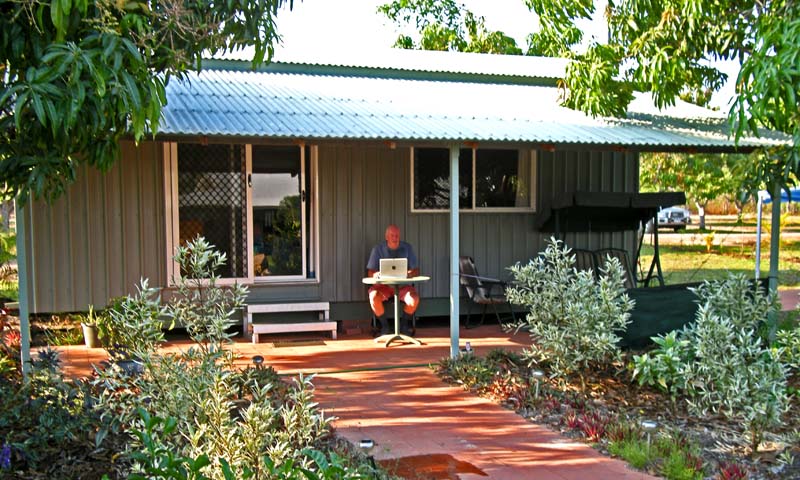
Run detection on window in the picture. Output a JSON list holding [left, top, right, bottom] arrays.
[[413, 148, 472, 209], [411, 147, 535, 211], [166, 143, 318, 283]]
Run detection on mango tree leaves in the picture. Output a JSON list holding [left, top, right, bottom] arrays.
[[1, 0, 291, 203]]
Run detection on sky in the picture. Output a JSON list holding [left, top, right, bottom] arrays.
[[272, 0, 736, 110]]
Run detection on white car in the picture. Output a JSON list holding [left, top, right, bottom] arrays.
[[646, 206, 692, 232]]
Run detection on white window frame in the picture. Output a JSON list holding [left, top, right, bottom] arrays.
[[163, 142, 320, 286], [409, 147, 538, 213]]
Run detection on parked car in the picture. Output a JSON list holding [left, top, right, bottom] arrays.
[[646, 206, 692, 232]]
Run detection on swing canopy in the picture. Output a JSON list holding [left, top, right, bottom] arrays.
[[535, 191, 686, 233], [534, 190, 696, 348]]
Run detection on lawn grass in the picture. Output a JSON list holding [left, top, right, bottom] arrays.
[[638, 240, 800, 286]]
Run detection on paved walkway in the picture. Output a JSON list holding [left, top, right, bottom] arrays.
[[56, 324, 652, 479]]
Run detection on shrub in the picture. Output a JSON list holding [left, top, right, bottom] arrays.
[[507, 238, 634, 387], [632, 274, 788, 453], [776, 327, 800, 373], [168, 236, 248, 354], [98, 281, 166, 360], [0, 348, 101, 473], [632, 331, 692, 397], [92, 237, 343, 478]]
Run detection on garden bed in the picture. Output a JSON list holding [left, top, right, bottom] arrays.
[[435, 349, 800, 480]]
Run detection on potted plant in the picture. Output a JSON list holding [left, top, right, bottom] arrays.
[[80, 305, 101, 348]]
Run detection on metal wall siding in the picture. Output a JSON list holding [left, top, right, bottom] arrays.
[[26, 140, 638, 313], [26, 142, 166, 313]]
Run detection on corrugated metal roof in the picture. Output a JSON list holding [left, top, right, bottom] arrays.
[[160, 65, 786, 150], [215, 48, 569, 80]]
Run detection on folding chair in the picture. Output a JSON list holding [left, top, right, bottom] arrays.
[[459, 256, 517, 329]]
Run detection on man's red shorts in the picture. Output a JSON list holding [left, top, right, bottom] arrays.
[[369, 284, 417, 302]]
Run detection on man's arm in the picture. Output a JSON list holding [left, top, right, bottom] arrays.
[[367, 269, 379, 277], [408, 268, 420, 277]]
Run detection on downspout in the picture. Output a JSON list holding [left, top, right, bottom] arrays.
[[15, 200, 31, 377], [449, 144, 460, 358]]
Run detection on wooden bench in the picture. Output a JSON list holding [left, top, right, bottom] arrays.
[[244, 302, 335, 343]]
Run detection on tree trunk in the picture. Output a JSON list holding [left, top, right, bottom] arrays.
[[734, 200, 744, 224], [0, 199, 12, 232], [695, 201, 707, 230]]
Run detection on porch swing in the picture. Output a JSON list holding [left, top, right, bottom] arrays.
[[534, 191, 703, 347]]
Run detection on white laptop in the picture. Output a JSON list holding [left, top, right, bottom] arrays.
[[379, 258, 408, 279]]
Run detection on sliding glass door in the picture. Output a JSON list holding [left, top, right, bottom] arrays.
[[251, 145, 306, 280]]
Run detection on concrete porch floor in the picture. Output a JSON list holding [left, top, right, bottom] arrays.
[[55, 323, 653, 480]]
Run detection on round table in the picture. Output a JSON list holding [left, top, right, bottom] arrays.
[[362, 275, 430, 347]]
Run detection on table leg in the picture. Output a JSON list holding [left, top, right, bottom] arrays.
[[374, 284, 422, 347]]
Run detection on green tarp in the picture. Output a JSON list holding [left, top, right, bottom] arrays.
[[620, 283, 701, 348]]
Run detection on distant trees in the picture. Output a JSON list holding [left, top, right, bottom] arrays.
[[640, 153, 761, 227], [379, 0, 522, 54]]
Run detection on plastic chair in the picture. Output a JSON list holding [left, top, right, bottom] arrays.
[[459, 256, 517, 329]]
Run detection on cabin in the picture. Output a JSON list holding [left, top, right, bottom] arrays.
[[16, 49, 779, 335]]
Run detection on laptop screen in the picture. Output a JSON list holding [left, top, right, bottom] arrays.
[[379, 258, 408, 278]]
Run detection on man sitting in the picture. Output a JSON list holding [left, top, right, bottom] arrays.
[[366, 224, 419, 335]]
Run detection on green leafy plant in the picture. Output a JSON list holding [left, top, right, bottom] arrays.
[[776, 327, 800, 374], [608, 437, 657, 469], [98, 280, 167, 360], [631, 275, 788, 454], [168, 236, 248, 354], [0, 233, 15, 297], [506, 238, 634, 388], [655, 435, 704, 480], [90, 237, 354, 478], [632, 331, 692, 397]]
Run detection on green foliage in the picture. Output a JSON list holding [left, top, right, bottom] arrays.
[[632, 331, 692, 396], [169, 236, 248, 353], [91, 237, 351, 479], [0, 232, 16, 298], [608, 432, 704, 479], [608, 438, 657, 469], [1, 0, 291, 203], [98, 279, 167, 359], [632, 275, 788, 453], [639, 152, 758, 219], [269, 196, 303, 276], [528, 0, 800, 192], [506, 238, 634, 383], [0, 349, 97, 471], [654, 434, 704, 480], [776, 327, 800, 374], [129, 408, 213, 480], [378, 0, 522, 54]]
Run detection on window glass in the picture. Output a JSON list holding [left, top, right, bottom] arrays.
[[413, 148, 472, 209], [177, 143, 247, 278], [475, 149, 530, 208], [252, 145, 304, 277]]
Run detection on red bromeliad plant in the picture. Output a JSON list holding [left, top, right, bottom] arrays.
[[564, 409, 581, 430], [579, 411, 610, 443], [717, 461, 748, 480]]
